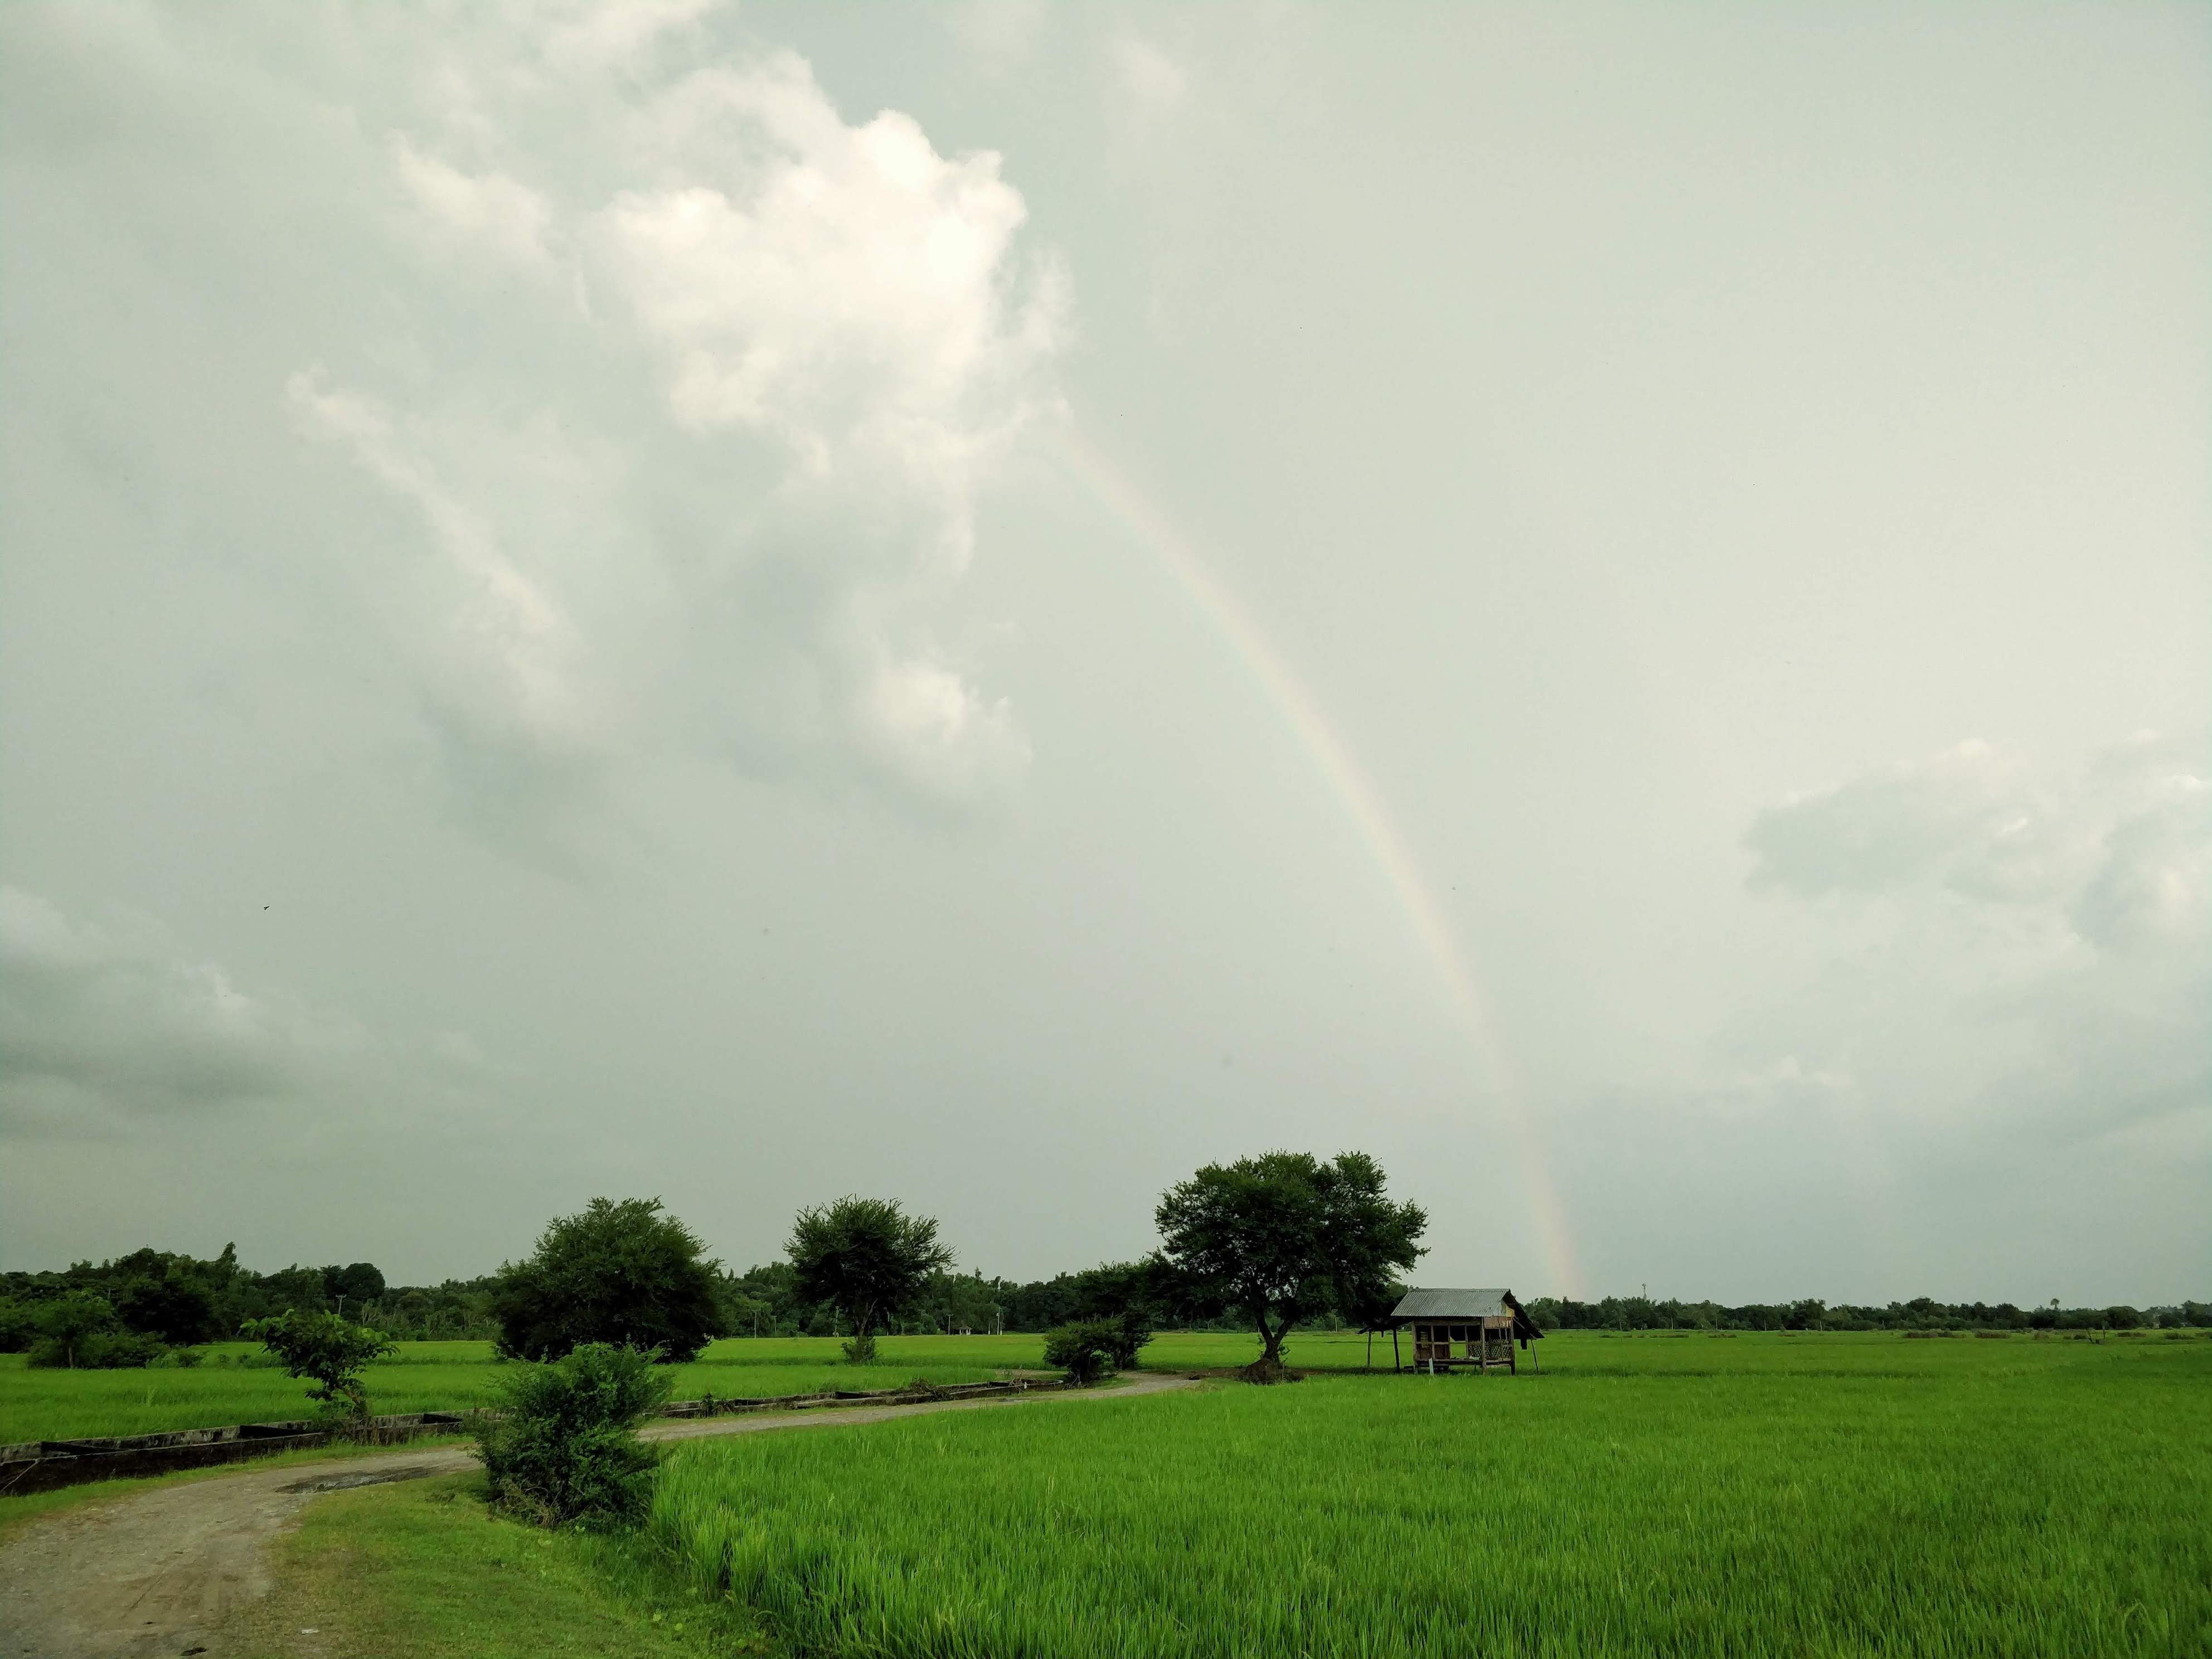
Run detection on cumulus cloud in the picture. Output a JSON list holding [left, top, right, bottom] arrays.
[[390, 136, 557, 275], [304, 22, 1065, 821], [1733, 731, 2210, 1147]]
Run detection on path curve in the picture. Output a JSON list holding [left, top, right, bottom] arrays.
[[0, 1372, 1199, 1659]]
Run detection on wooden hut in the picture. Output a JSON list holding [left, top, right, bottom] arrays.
[[1385, 1288, 1544, 1374]]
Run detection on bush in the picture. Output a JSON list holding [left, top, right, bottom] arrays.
[[493, 1197, 722, 1364], [1043, 1321, 1121, 1386], [1106, 1307, 1154, 1369], [476, 1343, 673, 1526], [27, 1330, 166, 1370], [841, 1331, 879, 1365], [241, 1308, 396, 1426], [0, 1298, 36, 1354]]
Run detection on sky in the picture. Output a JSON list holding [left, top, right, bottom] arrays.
[[2, 1, 2206, 1305]]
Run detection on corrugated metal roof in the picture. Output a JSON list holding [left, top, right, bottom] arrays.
[[1391, 1288, 1514, 1320]]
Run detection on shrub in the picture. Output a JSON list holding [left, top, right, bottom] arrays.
[[240, 1308, 397, 1427], [476, 1342, 673, 1526], [1044, 1321, 1121, 1386], [492, 1197, 722, 1364], [27, 1330, 165, 1370], [1106, 1307, 1154, 1369], [842, 1331, 879, 1365]]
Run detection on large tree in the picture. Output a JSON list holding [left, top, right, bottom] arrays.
[[492, 1197, 722, 1363], [786, 1197, 954, 1362], [1156, 1150, 1425, 1368]]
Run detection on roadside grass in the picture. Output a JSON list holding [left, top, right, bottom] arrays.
[[230, 1470, 772, 1659], [654, 1333, 2212, 1658], [0, 1434, 475, 1548]]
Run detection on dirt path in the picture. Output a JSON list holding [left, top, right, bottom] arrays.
[[0, 1372, 1198, 1659]]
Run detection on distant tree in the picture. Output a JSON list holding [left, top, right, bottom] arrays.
[[240, 1308, 396, 1425], [1156, 1150, 1425, 1371], [115, 1269, 219, 1346], [492, 1198, 722, 1364], [321, 1263, 387, 1309], [786, 1197, 954, 1364], [30, 1292, 124, 1369]]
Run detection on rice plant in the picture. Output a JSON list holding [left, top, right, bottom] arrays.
[[652, 1334, 2211, 1657]]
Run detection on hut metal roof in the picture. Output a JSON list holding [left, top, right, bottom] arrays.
[[1388, 1288, 1545, 1338]]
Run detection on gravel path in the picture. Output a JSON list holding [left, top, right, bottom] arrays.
[[0, 1372, 1198, 1659]]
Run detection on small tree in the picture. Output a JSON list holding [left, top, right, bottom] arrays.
[[492, 1197, 722, 1364], [476, 1343, 672, 1526], [1043, 1321, 1120, 1386], [241, 1308, 397, 1427], [787, 1197, 954, 1364], [1156, 1149, 1425, 1373], [25, 1293, 164, 1369]]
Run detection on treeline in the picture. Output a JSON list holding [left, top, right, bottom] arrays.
[[8, 1241, 2204, 1371], [1523, 1294, 2212, 1333], [717, 1260, 1296, 1338], [0, 1246, 501, 1361]]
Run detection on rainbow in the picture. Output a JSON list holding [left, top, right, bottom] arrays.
[[1050, 426, 1582, 1297]]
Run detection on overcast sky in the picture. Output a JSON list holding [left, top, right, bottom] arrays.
[[3, 2, 2205, 1304]]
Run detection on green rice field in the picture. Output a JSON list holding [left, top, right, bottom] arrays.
[[0, 1336, 1017, 1443], [649, 1331, 2212, 1658]]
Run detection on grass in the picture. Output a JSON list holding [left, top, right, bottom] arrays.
[[0, 1433, 474, 1548], [229, 1469, 773, 1658], [653, 1332, 2212, 1658], [0, 1335, 1029, 1443], [7, 1325, 2188, 1442]]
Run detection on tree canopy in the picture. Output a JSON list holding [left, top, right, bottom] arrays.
[[1155, 1150, 1425, 1366], [491, 1197, 722, 1363], [786, 1196, 954, 1361]]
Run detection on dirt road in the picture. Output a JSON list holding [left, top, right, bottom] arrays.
[[0, 1372, 1198, 1659]]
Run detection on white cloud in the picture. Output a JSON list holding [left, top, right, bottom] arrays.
[[543, 0, 713, 72], [947, 0, 1049, 77], [390, 135, 556, 274], [1110, 35, 1189, 114], [285, 368, 596, 763], [335, 25, 1066, 816], [1733, 731, 2210, 1146], [592, 57, 1065, 544]]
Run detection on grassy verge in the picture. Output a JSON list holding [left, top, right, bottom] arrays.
[[229, 1471, 769, 1658], [0, 1433, 476, 1548]]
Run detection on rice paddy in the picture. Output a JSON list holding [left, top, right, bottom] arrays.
[[0, 1336, 1015, 1443], [651, 1331, 2212, 1658]]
